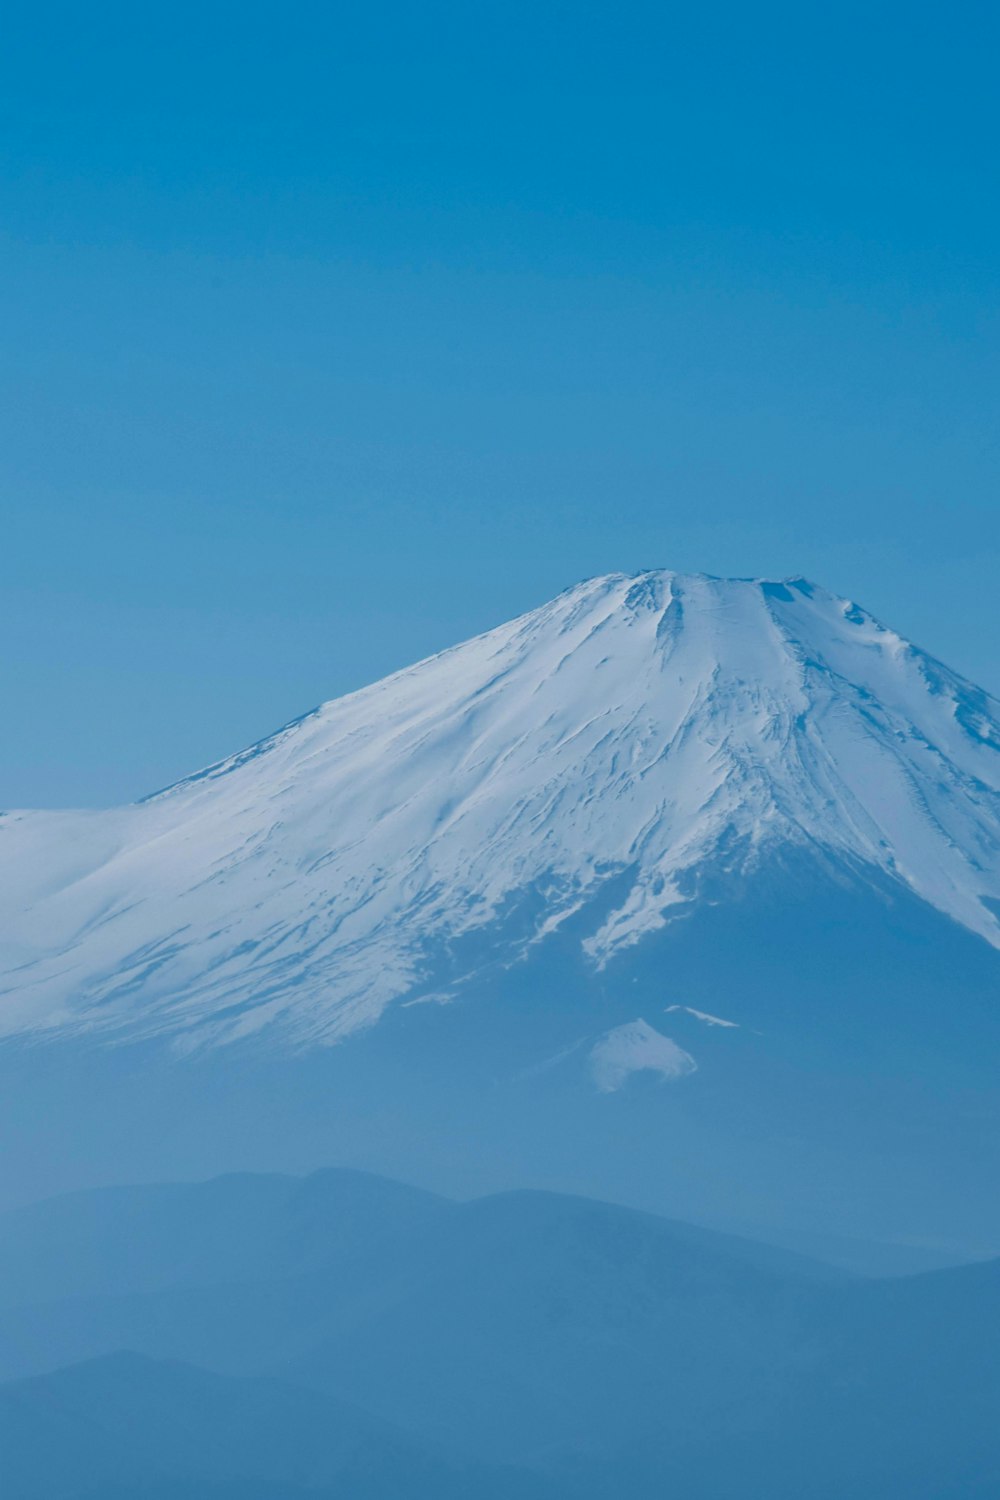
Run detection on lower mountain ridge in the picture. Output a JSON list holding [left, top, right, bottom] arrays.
[[1, 1169, 998, 1500]]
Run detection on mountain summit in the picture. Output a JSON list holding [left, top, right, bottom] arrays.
[[1, 570, 999, 1048]]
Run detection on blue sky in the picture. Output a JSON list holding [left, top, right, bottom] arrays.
[[2, 1, 998, 805]]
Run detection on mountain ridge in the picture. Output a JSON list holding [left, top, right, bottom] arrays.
[[2, 1168, 999, 1499]]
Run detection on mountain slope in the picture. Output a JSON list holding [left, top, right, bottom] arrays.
[[1, 570, 998, 1048], [0, 1168, 450, 1311], [0, 1351, 550, 1500]]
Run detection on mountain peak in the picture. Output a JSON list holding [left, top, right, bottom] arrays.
[[1, 570, 998, 1046]]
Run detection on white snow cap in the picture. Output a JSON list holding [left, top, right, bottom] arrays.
[[1, 570, 998, 1046]]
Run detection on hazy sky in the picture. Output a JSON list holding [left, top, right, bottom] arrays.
[[2, 1, 998, 806]]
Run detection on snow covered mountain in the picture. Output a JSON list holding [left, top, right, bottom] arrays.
[[1, 569, 999, 1050]]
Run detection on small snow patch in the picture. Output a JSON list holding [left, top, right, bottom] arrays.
[[665, 1004, 740, 1029], [589, 1019, 696, 1093]]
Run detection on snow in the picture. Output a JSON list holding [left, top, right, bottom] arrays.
[[665, 1006, 740, 1029], [589, 1019, 697, 1092], [1, 569, 998, 1047]]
